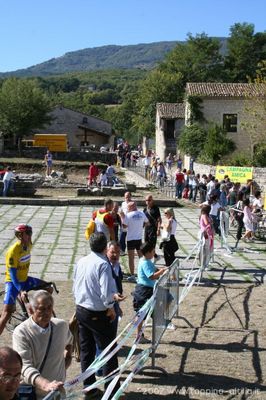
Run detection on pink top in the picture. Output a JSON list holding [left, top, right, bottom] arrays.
[[199, 214, 214, 250]]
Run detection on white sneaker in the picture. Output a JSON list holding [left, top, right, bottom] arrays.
[[127, 275, 137, 283], [166, 322, 176, 330], [120, 251, 126, 256]]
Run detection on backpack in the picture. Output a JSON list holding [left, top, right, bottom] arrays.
[[84, 219, 96, 240]]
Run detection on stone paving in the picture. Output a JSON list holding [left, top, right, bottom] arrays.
[[0, 204, 265, 285]]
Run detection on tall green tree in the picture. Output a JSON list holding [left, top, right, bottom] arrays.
[[132, 33, 224, 138], [161, 33, 224, 84], [178, 124, 206, 158], [201, 124, 236, 164], [225, 23, 266, 82], [178, 123, 236, 164], [242, 61, 266, 157], [132, 69, 183, 138], [0, 78, 51, 145]]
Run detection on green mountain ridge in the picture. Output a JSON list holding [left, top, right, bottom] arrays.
[[0, 39, 228, 78]]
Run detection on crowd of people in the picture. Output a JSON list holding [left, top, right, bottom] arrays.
[[0, 193, 180, 400], [87, 162, 119, 188], [0, 157, 264, 399]]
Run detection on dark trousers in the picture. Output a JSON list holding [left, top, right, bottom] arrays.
[[236, 217, 244, 241], [144, 227, 157, 247], [76, 305, 119, 392], [162, 235, 179, 266], [210, 215, 220, 235], [119, 231, 127, 252]]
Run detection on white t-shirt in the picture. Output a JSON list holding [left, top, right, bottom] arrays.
[[210, 202, 220, 216], [3, 171, 15, 182], [252, 198, 262, 211], [124, 210, 148, 241], [207, 180, 215, 194]]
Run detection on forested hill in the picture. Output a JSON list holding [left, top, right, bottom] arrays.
[[0, 39, 227, 77]]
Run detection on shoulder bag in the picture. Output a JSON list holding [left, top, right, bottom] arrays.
[[18, 323, 54, 400]]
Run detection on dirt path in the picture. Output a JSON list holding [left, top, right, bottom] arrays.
[[1, 281, 265, 399]]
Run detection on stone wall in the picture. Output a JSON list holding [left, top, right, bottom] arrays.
[[193, 161, 266, 191], [2, 149, 117, 164]]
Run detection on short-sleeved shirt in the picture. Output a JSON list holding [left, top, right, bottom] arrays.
[[123, 210, 148, 241], [92, 209, 114, 229], [137, 258, 155, 288], [143, 205, 161, 229], [5, 241, 32, 282]]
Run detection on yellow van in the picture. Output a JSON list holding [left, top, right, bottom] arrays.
[[22, 134, 68, 152]]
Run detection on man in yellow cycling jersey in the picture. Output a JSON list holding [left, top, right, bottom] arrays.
[[0, 224, 44, 335]]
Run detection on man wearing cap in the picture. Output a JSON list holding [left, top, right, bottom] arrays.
[[121, 202, 148, 282]]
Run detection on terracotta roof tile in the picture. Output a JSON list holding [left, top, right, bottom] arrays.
[[186, 83, 266, 98], [157, 102, 185, 118]]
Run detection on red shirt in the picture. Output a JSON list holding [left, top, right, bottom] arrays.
[[176, 172, 185, 184], [88, 164, 98, 178]]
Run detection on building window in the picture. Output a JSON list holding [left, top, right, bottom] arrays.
[[223, 114, 237, 132]]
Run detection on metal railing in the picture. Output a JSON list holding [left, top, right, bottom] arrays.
[[140, 259, 180, 374], [127, 164, 176, 199]]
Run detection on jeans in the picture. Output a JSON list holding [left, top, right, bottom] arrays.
[[2, 180, 13, 196], [175, 183, 184, 198]]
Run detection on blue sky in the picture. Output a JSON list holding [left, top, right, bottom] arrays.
[[0, 0, 265, 72]]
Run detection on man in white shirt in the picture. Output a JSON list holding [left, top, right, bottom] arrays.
[[206, 176, 215, 200], [122, 202, 148, 282], [2, 167, 15, 197], [143, 155, 151, 179], [73, 232, 125, 399], [119, 191, 132, 255]]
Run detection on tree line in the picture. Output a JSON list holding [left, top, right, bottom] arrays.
[[0, 22, 265, 165]]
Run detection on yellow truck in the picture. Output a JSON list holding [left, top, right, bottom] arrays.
[[22, 134, 68, 152]]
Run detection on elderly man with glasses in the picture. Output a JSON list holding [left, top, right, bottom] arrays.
[[0, 346, 22, 400]]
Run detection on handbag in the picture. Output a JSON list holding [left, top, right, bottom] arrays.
[[161, 229, 170, 241], [69, 312, 80, 362], [18, 323, 54, 400]]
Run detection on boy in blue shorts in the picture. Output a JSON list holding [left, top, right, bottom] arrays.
[[0, 224, 45, 335], [133, 242, 167, 344]]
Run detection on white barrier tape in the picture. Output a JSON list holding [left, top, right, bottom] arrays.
[[64, 295, 155, 389], [110, 349, 151, 400], [81, 297, 155, 395], [179, 233, 213, 302]]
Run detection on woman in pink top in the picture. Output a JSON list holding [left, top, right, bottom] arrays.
[[199, 204, 214, 250]]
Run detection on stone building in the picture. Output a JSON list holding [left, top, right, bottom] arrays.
[[34, 105, 114, 150], [185, 82, 266, 156], [155, 82, 266, 161], [155, 103, 185, 161]]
